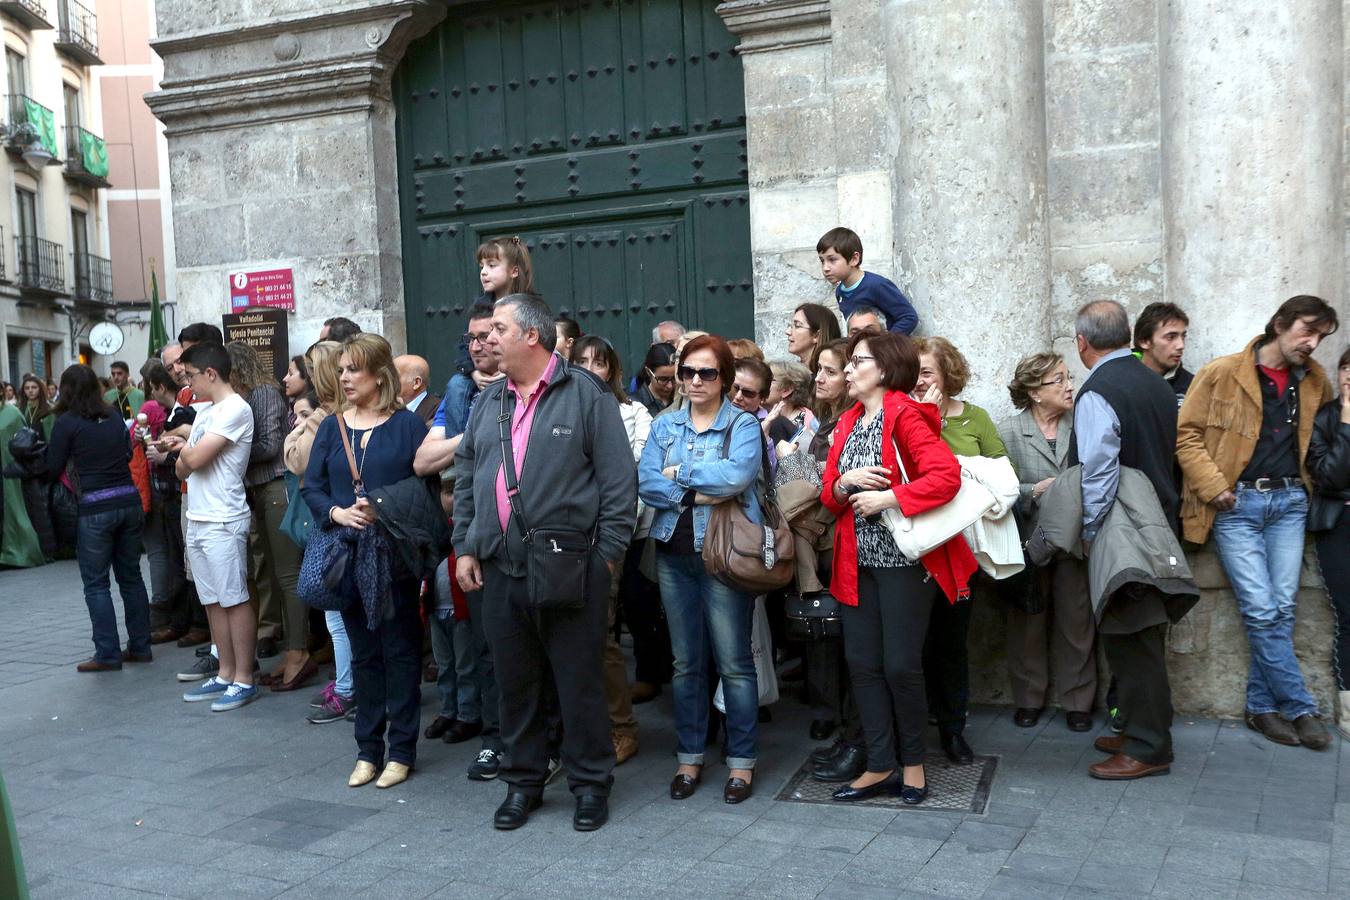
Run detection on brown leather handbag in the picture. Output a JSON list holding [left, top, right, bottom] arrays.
[[701, 414, 795, 594]]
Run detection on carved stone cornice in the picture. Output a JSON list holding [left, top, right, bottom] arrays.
[[716, 0, 832, 54], [145, 0, 445, 136]]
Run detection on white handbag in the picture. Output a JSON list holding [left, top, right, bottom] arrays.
[[880, 439, 996, 560]]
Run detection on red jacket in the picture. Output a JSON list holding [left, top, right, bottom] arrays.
[[821, 391, 977, 605]]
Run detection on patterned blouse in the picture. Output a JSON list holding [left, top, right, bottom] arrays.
[[837, 412, 914, 568]]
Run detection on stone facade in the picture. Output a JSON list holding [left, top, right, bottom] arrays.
[[145, 0, 446, 355], [146, 0, 1346, 717]]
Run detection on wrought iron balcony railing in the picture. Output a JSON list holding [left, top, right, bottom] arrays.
[[54, 0, 99, 65], [71, 250, 111, 304], [0, 0, 52, 31], [15, 235, 66, 295], [63, 124, 109, 187]]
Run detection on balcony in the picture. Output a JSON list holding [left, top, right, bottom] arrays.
[[54, 0, 98, 66], [71, 250, 111, 305], [63, 125, 108, 187], [4, 94, 59, 168], [0, 0, 52, 30], [15, 235, 66, 297]]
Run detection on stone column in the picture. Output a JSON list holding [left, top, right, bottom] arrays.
[[884, 0, 1052, 418], [1161, 1, 1344, 367], [146, 1, 444, 353]]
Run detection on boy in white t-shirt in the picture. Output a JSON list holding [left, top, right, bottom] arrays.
[[161, 342, 258, 712]]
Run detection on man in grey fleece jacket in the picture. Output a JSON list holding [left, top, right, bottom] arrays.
[[453, 294, 636, 833]]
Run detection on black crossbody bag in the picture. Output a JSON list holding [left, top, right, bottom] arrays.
[[498, 386, 595, 610]]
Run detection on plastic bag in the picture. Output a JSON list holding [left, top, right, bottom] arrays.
[[714, 594, 779, 712]]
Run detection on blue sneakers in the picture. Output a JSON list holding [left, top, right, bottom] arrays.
[[183, 676, 229, 702], [211, 684, 259, 712]]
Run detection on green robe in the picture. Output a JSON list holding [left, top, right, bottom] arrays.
[[103, 387, 144, 419], [0, 404, 43, 568], [0, 770, 28, 900], [20, 404, 52, 440]]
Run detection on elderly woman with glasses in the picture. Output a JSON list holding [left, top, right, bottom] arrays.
[[638, 334, 766, 805], [997, 353, 1096, 731]]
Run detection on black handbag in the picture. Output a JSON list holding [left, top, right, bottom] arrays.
[[298, 414, 365, 610], [499, 387, 594, 610], [784, 589, 843, 641]]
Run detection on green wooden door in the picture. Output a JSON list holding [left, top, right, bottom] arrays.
[[393, 0, 753, 383]]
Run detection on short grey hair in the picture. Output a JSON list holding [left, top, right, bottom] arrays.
[[652, 320, 685, 343], [159, 341, 181, 362], [496, 293, 557, 352], [1074, 300, 1131, 351], [846, 304, 884, 323]]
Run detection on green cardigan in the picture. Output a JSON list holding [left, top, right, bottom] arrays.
[[939, 401, 1008, 459]]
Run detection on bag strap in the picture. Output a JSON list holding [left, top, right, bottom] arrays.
[[498, 386, 533, 541], [334, 412, 364, 496], [890, 436, 911, 485]]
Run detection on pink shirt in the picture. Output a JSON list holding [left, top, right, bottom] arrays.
[[496, 353, 560, 533]]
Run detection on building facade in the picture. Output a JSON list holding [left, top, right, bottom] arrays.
[[146, 0, 1349, 716], [0, 0, 115, 385]]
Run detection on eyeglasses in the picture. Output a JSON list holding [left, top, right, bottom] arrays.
[[789, 321, 812, 332], [731, 384, 762, 401], [463, 331, 491, 347], [678, 365, 720, 383], [645, 368, 675, 385], [848, 355, 876, 367], [1039, 374, 1074, 387]]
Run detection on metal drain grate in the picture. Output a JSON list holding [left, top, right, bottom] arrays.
[[774, 754, 998, 813]]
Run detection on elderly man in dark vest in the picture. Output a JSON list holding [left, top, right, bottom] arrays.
[[1067, 299, 1181, 780]]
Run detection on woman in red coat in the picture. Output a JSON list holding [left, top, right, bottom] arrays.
[[820, 332, 977, 804]]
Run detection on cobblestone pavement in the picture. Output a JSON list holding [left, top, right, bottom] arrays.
[[2, 560, 1348, 899]]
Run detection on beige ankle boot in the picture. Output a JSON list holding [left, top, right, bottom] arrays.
[[1338, 691, 1350, 740]]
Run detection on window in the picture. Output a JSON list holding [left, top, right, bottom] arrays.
[[7, 50, 26, 125], [16, 188, 36, 241], [70, 209, 88, 293], [63, 84, 80, 157]]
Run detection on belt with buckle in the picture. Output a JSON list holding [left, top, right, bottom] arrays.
[[1237, 477, 1303, 492]]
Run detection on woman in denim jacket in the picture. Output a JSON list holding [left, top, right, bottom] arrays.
[[639, 334, 765, 804]]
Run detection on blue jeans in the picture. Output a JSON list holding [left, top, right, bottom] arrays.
[[76, 505, 151, 664], [656, 551, 758, 768], [325, 610, 353, 698], [429, 610, 480, 721], [1212, 485, 1318, 718]]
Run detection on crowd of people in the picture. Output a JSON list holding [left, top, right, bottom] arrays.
[[2, 226, 1348, 833]]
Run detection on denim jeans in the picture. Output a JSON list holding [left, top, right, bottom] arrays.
[[656, 550, 757, 768], [144, 496, 187, 629], [325, 609, 353, 698], [76, 505, 151, 664], [1212, 485, 1318, 718], [428, 611, 480, 721]]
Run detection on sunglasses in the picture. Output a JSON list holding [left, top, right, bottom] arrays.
[[678, 365, 720, 383], [731, 384, 762, 401]]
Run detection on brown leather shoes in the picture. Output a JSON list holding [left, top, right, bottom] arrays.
[[723, 776, 753, 804], [1245, 711, 1300, 746], [669, 772, 700, 800], [76, 658, 121, 672], [612, 732, 638, 765], [176, 629, 211, 648], [1094, 734, 1125, 754], [1088, 753, 1169, 780], [150, 627, 183, 645], [120, 650, 153, 663], [1291, 714, 1331, 750], [271, 658, 318, 693], [631, 682, 662, 704]]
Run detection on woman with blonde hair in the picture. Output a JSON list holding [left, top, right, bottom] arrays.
[[284, 340, 356, 724], [302, 333, 430, 788], [727, 338, 764, 362]]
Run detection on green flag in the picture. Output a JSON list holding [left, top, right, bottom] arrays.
[[22, 98, 56, 157], [79, 129, 108, 178], [148, 263, 168, 358]]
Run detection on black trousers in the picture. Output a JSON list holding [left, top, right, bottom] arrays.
[[482, 562, 614, 797], [1315, 518, 1350, 691], [342, 579, 423, 767], [1101, 623, 1173, 764], [923, 587, 973, 736], [620, 539, 673, 685], [465, 587, 504, 752], [806, 640, 863, 746], [842, 565, 937, 770]]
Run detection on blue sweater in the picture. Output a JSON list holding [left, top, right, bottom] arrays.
[[835, 271, 919, 335], [303, 409, 428, 525]]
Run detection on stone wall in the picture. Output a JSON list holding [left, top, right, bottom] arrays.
[[966, 542, 1340, 719], [146, 0, 445, 355]]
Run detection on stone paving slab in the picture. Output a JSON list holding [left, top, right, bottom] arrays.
[[1, 559, 1346, 898]]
